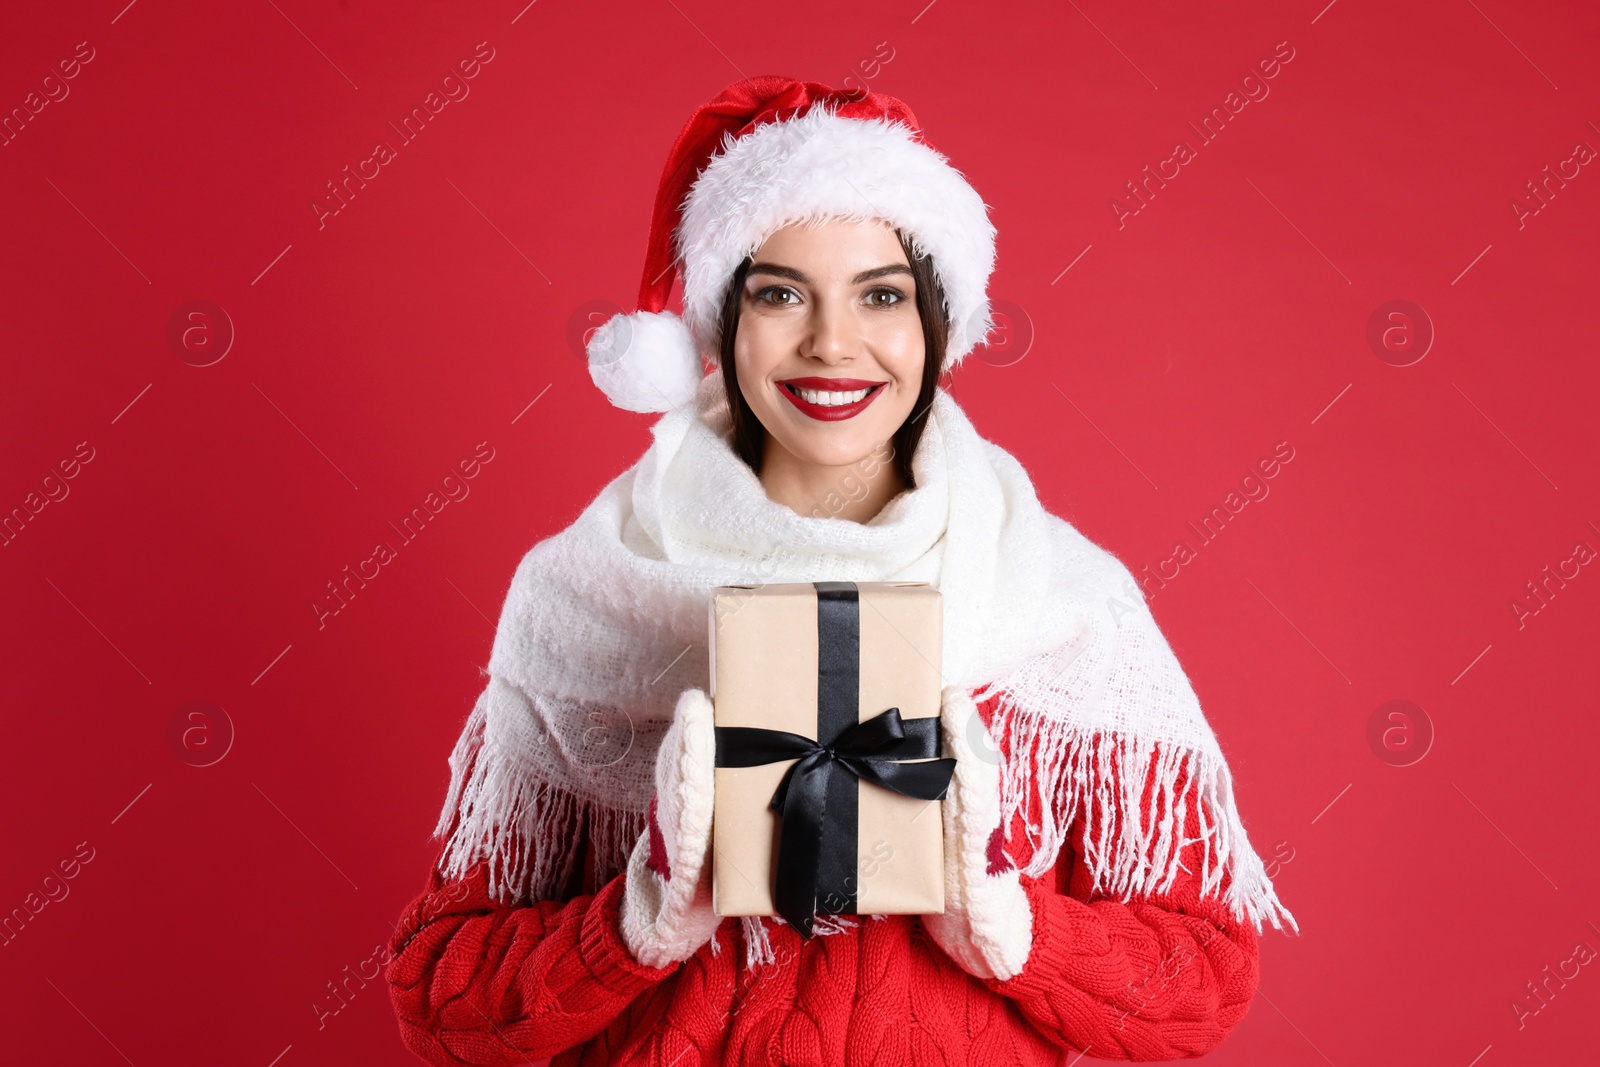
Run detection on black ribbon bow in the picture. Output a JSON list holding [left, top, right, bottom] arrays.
[[715, 706, 954, 939]]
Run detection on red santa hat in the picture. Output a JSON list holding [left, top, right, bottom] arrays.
[[587, 76, 998, 413]]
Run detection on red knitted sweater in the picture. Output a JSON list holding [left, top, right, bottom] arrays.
[[386, 690, 1261, 1065]]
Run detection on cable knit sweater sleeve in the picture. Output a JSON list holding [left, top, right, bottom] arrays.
[[385, 836, 679, 1066], [976, 745, 1262, 1060]]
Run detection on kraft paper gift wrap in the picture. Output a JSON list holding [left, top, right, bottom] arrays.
[[708, 580, 956, 939]]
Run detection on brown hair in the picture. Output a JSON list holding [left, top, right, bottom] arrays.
[[715, 227, 949, 493]]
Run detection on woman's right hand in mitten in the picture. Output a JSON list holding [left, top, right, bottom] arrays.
[[619, 687, 724, 969]]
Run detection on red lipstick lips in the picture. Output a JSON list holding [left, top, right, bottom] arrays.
[[776, 377, 887, 422]]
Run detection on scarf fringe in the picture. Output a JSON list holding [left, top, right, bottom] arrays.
[[975, 680, 1298, 936], [433, 677, 1296, 960], [738, 912, 878, 971], [740, 916, 776, 969], [433, 693, 645, 905], [435, 697, 896, 972], [435, 674, 1293, 971]]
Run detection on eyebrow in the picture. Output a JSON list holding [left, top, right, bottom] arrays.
[[747, 262, 914, 285]]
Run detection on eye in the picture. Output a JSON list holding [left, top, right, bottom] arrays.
[[752, 285, 800, 306], [865, 286, 908, 308]]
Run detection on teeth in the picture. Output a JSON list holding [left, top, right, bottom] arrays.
[[792, 385, 873, 406]]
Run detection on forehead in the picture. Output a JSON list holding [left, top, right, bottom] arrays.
[[751, 216, 908, 268]]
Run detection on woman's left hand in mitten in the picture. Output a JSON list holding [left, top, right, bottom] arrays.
[[920, 685, 1034, 981]]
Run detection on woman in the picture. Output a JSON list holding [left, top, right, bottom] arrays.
[[385, 77, 1295, 1066]]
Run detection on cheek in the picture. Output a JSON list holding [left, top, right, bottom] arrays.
[[875, 316, 926, 386], [873, 326, 925, 431], [733, 319, 782, 394], [736, 311, 797, 362]]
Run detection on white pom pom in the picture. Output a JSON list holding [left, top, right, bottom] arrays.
[[586, 310, 704, 413]]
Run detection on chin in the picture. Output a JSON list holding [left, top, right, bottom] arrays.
[[786, 428, 893, 468]]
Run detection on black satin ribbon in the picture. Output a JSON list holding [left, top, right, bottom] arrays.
[[713, 582, 955, 940]]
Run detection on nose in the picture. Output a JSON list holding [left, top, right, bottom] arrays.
[[801, 293, 855, 364]]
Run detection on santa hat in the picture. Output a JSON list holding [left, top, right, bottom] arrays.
[[587, 76, 998, 413]]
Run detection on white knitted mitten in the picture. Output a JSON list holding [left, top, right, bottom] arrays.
[[920, 685, 1034, 981], [619, 687, 724, 969]]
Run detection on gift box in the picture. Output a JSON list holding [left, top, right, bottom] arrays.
[[708, 580, 955, 939]]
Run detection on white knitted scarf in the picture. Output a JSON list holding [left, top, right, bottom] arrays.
[[433, 368, 1296, 969]]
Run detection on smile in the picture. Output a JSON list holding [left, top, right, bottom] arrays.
[[776, 377, 887, 422]]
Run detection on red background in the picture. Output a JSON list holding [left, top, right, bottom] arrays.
[[3, 0, 1597, 1063]]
